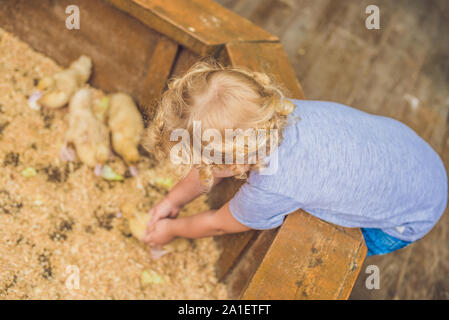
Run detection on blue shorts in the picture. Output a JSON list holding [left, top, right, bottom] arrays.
[[361, 228, 412, 256]]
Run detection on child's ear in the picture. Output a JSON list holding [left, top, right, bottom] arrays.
[[212, 167, 236, 178]]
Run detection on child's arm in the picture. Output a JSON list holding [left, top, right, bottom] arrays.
[[149, 167, 223, 223], [143, 202, 251, 246], [167, 167, 221, 208]]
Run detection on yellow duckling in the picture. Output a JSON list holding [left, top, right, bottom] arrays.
[[65, 88, 110, 168], [107, 93, 144, 165], [120, 202, 190, 259], [37, 55, 92, 109]]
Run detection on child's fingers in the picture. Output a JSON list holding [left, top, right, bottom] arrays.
[[148, 214, 161, 228], [142, 231, 153, 244], [143, 229, 156, 247], [147, 208, 158, 226], [144, 217, 156, 242]]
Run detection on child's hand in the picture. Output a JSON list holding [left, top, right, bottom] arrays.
[[143, 218, 174, 247], [147, 197, 181, 227]]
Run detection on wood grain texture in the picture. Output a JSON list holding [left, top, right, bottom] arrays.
[[107, 0, 278, 56], [170, 46, 202, 78], [215, 231, 259, 281], [139, 36, 179, 123], [207, 178, 257, 280], [224, 228, 279, 299], [225, 41, 304, 99], [241, 210, 367, 300]]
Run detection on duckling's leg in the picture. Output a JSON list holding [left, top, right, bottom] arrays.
[[60, 141, 76, 162], [129, 165, 139, 177], [28, 91, 43, 110], [150, 247, 168, 260], [96, 145, 110, 165], [94, 164, 104, 176]]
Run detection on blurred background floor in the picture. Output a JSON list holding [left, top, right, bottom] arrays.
[[215, 0, 449, 299]]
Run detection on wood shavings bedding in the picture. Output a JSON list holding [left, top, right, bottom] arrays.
[[0, 28, 228, 300]]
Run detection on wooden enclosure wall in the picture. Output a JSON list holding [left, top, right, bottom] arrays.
[[0, 0, 179, 123], [0, 0, 367, 299]]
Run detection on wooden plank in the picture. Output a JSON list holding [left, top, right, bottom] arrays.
[[225, 41, 305, 99], [214, 45, 232, 66], [138, 37, 179, 124], [215, 231, 258, 281], [224, 228, 279, 299], [170, 46, 202, 78], [106, 0, 278, 56], [207, 178, 257, 280], [0, 0, 163, 106], [241, 210, 367, 300]]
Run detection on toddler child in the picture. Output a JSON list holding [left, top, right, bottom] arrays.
[[143, 61, 448, 256]]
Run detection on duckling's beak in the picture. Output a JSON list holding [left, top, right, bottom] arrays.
[[36, 76, 55, 91]]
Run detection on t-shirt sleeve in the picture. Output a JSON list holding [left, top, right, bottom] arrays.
[[229, 181, 301, 230]]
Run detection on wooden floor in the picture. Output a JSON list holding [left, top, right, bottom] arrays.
[[215, 0, 449, 299]]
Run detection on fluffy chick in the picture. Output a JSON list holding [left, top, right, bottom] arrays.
[[66, 88, 110, 167], [37, 55, 92, 108], [120, 202, 189, 259], [107, 93, 144, 164]]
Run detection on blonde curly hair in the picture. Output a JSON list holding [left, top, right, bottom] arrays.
[[144, 60, 295, 191]]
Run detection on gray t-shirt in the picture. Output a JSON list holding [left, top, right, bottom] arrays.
[[229, 99, 448, 241]]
